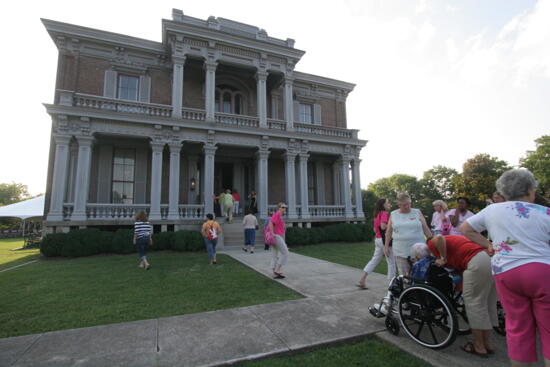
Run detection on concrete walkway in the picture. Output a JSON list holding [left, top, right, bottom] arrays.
[[0, 248, 543, 366]]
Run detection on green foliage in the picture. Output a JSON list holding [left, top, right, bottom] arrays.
[[454, 154, 510, 211], [0, 182, 31, 206], [420, 165, 458, 201], [285, 223, 372, 247], [286, 227, 310, 246], [172, 230, 204, 252], [520, 135, 550, 200], [60, 228, 104, 257], [111, 229, 135, 254], [40, 233, 67, 257], [361, 189, 378, 226], [151, 232, 174, 251], [368, 174, 422, 204]]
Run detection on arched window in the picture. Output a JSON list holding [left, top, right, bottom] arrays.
[[222, 92, 232, 113], [234, 94, 242, 115]]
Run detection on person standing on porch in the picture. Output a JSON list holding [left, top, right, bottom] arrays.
[[248, 191, 257, 214], [216, 189, 234, 223], [232, 189, 241, 216], [269, 202, 289, 279], [242, 209, 258, 253], [201, 213, 221, 265], [134, 211, 152, 270]]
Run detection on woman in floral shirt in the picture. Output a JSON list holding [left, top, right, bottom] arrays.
[[462, 169, 550, 366]]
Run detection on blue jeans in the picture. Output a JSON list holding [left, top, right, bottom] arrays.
[[136, 236, 149, 261], [204, 237, 218, 260], [244, 228, 256, 247]]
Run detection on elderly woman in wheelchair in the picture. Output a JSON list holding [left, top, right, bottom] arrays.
[[369, 235, 498, 355]]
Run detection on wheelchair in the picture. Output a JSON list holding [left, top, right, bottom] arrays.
[[369, 262, 504, 349]]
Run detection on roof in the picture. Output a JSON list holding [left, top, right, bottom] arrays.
[[0, 196, 45, 220]]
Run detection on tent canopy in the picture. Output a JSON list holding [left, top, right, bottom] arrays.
[[0, 196, 45, 220]]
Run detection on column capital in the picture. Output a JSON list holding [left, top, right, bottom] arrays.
[[203, 144, 218, 156], [298, 153, 310, 160], [255, 70, 269, 81], [172, 54, 186, 65], [150, 141, 165, 152], [283, 151, 297, 161], [204, 61, 218, 72], [53, 134, 72, 145], [75, 135, 95, 146], [255, 149, 270, 160], [168, 142, 183, 153]]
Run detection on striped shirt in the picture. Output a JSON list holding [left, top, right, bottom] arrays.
[[134, 221, 152, 239]]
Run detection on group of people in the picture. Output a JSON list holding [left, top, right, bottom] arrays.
[[357, 168, 550, 366], [213, 189, 259, 223]]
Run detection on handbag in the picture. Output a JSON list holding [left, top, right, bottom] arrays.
[[264, 227, 276, 246]]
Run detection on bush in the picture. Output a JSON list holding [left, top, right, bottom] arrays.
[[151, 232, 174, 251], [172, 230, 204, 252], [40, 233, 67, 257], [59, 228, 104, 257], [285, 223, 372, 247], [98, 231, 115, 253], [309, 227, 326, 244], [111, 229, 135, 254], [286, 227, 309, 246]]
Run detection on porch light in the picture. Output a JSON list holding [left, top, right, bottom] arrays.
[[190, 178, 196, 191]]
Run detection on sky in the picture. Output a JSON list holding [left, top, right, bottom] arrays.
[[1, 0, 549, 195]]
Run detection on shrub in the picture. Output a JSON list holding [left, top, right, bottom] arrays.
[[172, 230, 204, 252], [309, 227, 326, 244], [60, 228, 103, 257], [40, 233, 67, 257], [286, 227, 309, 246], [98, 231, 115, 253], [151, 232, 174, 251], [111, 229, 135, 254]]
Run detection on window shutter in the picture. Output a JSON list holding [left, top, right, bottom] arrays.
[[104, 70, 117, 98], [139, 75, 151, 103], [314, 103, 322, 125], [293, 101, 299, 123]]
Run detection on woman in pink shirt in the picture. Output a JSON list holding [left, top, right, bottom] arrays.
[[268, 202, 289, 279], [357, 198, 395, 289]]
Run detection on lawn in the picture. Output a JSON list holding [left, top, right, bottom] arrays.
[[291, 242, 388, 275], [0, 252, 302, 338], [236, 337, 431, 367], [0, 238, 40, 271]]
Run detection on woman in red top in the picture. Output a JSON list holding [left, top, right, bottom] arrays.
[[268, 202, 289, 279], [357, 198, 395, 289], [425, 235, 498, 358]]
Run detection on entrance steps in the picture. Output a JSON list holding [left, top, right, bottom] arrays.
[[219, 218, 264, 248]]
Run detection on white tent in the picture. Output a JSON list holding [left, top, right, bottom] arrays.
[[0, 196, 45, 219]]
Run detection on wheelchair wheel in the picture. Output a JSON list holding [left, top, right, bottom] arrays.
[[494, 301, 506, 336], [385, 315, 400, 335], [398, 285, 458, 349]]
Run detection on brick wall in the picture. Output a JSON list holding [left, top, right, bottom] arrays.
[[76, 56, 109, 95], [150, 69, 171, 105], [183, 64, 205, 109]]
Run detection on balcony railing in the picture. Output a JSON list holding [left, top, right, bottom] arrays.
[[215, 112, 259, 128], [74, 93, 172, 117], [178, 205, 205, 219], [63, 92, 358, 139], [86, 203, 151, 220], [308, 205, 346, 218]]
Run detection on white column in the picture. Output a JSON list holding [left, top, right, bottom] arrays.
[[284, 152, 297, 219], [47, 134, 72, 221], [150, 141, 165, 220], [283, 76, 294, 131], [256, 149, 270, 218], [187, 155, 199, 204], [203, 145, 217, 215], [299, 153, 310, 219], [204, 61, 217, 122], [168, 142, 182, 220], [256, 70, 268, 128], [351, 158, 364, 218], [340, 158, 354, 218], [71, 136, 95, 221], [171, 56, 186, 118]]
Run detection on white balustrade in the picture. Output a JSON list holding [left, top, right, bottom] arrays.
[[160, 204, 169, 220], [267, 119, 286, 130], [214, 112, 259, 128], [74, 93, 172, 117], [182, 108, 206, 121], [86, 204, 150, 220], [294, 123, 354, 139], [63, 203, 74, 220], [178, 205, 205, 219], [308, 205, 346, 218]]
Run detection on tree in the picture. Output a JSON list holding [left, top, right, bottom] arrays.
[[420, 165, 458, 201], [520, 135, 550, 200], [454, 154, 510, 211], [0, 183, 31, 206], [368, 174, 422, 203], [361, 189, 378, 225]]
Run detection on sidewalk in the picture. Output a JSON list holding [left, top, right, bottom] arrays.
[[0, 248, 543, 367]]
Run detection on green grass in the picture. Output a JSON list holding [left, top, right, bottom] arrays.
[[291, 242, 388, 275], [0, 238, 40, 271], [0, 252, 302, 338], [236, 337, 431, 367]]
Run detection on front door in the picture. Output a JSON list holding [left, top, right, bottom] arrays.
[[214, 163, 234, 195]]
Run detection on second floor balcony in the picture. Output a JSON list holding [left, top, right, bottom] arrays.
[[59, 91, 358, 140]]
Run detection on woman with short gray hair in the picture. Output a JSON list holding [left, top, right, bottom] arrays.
[[462, 169, 550, 366], [384, 192, 432, 276]]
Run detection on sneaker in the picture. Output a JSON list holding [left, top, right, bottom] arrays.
[[373, 303, 388, 316], [242, 247, 248, 252], [250, 250, 254, 254]]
